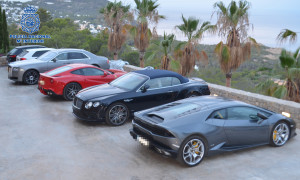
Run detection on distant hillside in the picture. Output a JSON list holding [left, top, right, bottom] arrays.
[[33, 0, 108, 24], [1, 0, 109, 24]]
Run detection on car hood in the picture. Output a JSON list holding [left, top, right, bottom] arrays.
[[9, 59, 44, 67], [76, 83, 127, 101]]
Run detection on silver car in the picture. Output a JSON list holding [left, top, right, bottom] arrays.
[[8, 49, 110, 85]]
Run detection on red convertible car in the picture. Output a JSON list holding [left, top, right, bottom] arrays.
[[38, 64, 126, 100]]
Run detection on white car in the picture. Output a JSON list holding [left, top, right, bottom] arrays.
[[16, 48, 54, 61]]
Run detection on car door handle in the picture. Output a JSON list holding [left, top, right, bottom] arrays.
[[168, 91, 173, 93]]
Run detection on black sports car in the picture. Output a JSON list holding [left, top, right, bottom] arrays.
[[130, 96, 297, 167], [72, 70, 210, 126]]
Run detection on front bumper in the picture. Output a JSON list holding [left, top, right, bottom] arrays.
[[7, 66, 25, 82], [130, 123, 178, 158], [72, 104, 106, 122]]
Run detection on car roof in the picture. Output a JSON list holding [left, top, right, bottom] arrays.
[[67, 63, 96, 68], [26, 48, 54, 52], [134, 69, 189, 83], [50, 48, 86, 53], [179, 96, 250, 110], [15, 45, 46, 49]]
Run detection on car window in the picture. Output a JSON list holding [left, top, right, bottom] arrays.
[[71, 69, 84, 75], [19, 50, 28, 57], [56, 53, 68, 60], [210, 109, 226, 119], [46, 66, 73, 76], [172, 77, 181, 85], [82, 68, 104, 76], [147, 78, 161, 89], [38, 51, 57, 61], [15, 49, 23, 55], [32, 50, 48, 57], [227, 107, 270, 120], [68, 52, 88, 59], [147, 77, 173, 89]]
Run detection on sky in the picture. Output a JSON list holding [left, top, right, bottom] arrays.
[[111, 0, 300, 50]]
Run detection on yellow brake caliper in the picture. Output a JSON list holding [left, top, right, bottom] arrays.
[[273, 130, 277, 140], [193, 141, 200, 155]]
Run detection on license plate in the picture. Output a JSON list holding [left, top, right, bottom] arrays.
[[137, 136, 150, 147]]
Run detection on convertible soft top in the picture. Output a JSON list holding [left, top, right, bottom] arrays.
[[134, 69, 189, 83]]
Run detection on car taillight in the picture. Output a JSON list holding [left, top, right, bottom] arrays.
[[107, 60, 110, 64], [20, 58, 26, 60], [10, 55, 16, 58]]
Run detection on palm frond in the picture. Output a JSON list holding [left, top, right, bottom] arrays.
[[277, 29, 298, 44], [279, 49, 295, 68], [273, 85, 287, 99]]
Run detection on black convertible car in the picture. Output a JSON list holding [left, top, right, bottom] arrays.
[[130, 96, 297, 167], [72, 69, 210, 126]]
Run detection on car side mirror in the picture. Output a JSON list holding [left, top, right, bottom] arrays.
[[141, 84, 150, 93], [103, 72, 107, 77], [257, 112, 268, 120], [52, 58, 57, 62]]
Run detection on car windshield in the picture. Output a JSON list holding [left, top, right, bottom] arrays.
[[110, 73, 148, 91], [46, 66, 73, 76], [38, 51, 57, 61]]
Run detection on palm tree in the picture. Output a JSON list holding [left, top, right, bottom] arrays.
[[175, 15, 214, 76], [256, 48, 300, 102], [146, 32, 175, 70], [213, 0, 258, 87], [277, 29, 298, 44], [132, 0, 164, 67], [100, 1, 132, 60]]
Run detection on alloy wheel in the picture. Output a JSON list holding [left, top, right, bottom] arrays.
[[25, 70, 39, 85], [108, 104, 128, 126], [66, 84, 80, 100], [182, 139, 205, 166], [273, 123, 290, 146]]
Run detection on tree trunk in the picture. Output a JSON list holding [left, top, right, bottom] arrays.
[[161, 56, 170, 70], [113, 52, 118, 60], [226, 73, 232, 87], [139, 51, 145, 68]]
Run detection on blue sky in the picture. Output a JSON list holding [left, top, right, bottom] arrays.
[[112, 0, 300, 50]]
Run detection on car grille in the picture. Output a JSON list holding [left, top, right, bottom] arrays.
[[133, 118, 174, 137], [74, 97, 83, 109]]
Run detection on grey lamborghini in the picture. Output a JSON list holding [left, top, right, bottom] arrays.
[[130, 96, 297, 167]]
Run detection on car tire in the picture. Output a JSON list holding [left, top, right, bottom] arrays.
[[105, 102, 129, 126], [178, 135, 207, 167], [63, 82, 82, 101], [23, 70, 39, 85], [270, 121, 290, 147]]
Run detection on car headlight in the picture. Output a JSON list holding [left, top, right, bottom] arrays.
[[85, 102, 101, 109], [93, 102, 100, 107], [85, 102, 93, 109], [12, 67, 19, 71]]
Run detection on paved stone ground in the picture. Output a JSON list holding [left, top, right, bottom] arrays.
[[0, 66, 299, 180]]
